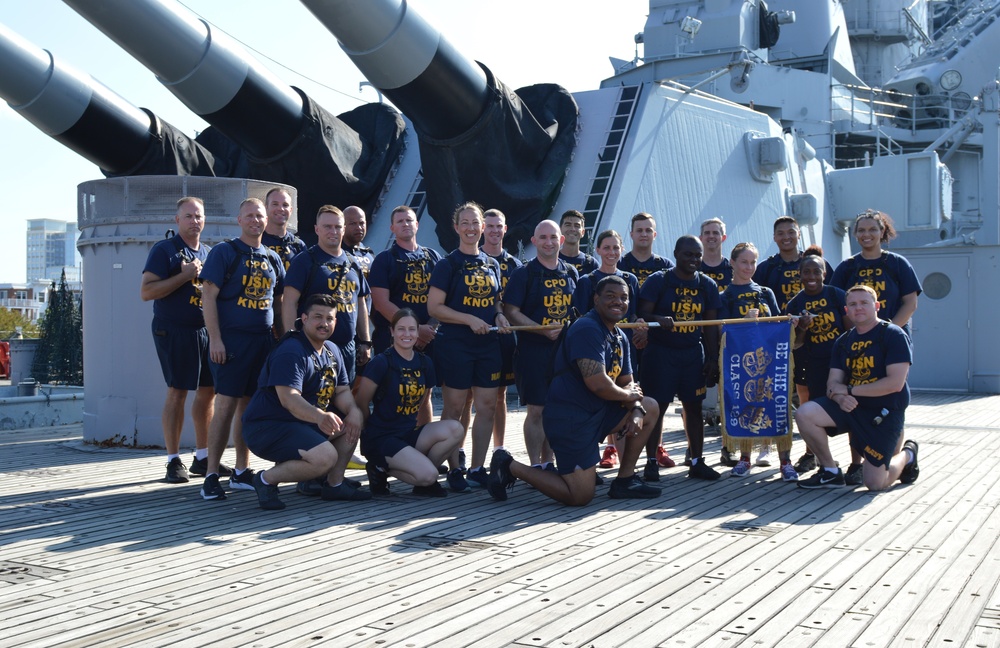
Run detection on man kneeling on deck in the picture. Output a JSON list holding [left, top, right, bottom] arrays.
[[487, 275, 661, 505], [795, 285, 919, 491], [242, 294, 370, 510]]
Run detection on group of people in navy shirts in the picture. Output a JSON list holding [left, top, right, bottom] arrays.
[[142, 190, 922, 510]]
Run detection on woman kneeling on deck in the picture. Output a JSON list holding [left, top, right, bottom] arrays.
[[355, 309, 464, 497]]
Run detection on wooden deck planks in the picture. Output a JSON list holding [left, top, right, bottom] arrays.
[[2, 393, 1000, 647]]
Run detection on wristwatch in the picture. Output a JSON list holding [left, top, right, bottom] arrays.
[[632, 403, 647, 416], [846, 385, 853, 396]]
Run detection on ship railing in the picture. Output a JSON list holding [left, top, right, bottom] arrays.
[[834, 83, 976, 134]]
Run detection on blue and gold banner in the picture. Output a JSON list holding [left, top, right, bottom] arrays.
[[720, 320, 794, 452]]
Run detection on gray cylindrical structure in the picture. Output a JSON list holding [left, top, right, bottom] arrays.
[[64, 0, 304, 160], [77, 176, 297, 447], [300, 0, 489, 140], [8, 338, 41, 386], [0, 20, 151, 174]]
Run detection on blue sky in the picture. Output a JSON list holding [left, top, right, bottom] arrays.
[[0, 0, 648, 283]]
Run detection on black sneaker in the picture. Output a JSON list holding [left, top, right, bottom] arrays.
[[190, 457, 233, 477], [200, 474, 227, 500], [794, 453, 817, 473], [366, 462, 391, 496], [253, 472, 285, 510], [844, 463, 863, 486], [487, 448, 516, 501], [688, 459, 720, 481], [719, 447, 737, 467], [296, 477, 324, 496], [608, 475, 660, 499], [643, 458, 660, 482], [798, 468, 846, 489], [595, 473, 605, 486], [165, 457, 189, 483], [447, 468, 468, 492], [321, 481, 372, 501], [467, 467, 488, 489], [228, 469, 256, 491], [900, 440, 919, 484], [412, 482, 448, 497]]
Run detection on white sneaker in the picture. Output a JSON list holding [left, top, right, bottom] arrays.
[[755, 447, 772, 467]]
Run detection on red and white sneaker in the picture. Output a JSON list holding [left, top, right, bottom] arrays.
[[598, 445, 619, 468], [656, 446, 675, 468]]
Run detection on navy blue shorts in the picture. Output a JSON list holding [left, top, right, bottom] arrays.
[[433, 331, 501, 390], [799, 355, 831, 400], [544, 400, 628, 474], [499, 332, 517, 386], [243, 419, 328, 463], [793, 347, 807, 385], [339, 339, 357, 384], [152, 318, 212, 391], [515, 340, 555, 406], [815, 397, 905, 468], [361, 425, 425, 470], [210, 329, 274, 398], [640, 344, 706, 405]]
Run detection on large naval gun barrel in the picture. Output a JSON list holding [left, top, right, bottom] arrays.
[[64, 0, 405, 243], [0, 21, 215, 176], [300, 0, 578, 250]]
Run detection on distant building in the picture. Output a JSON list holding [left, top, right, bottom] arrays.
[[0, 281, 51, 323], [26, 219, 81, 283]]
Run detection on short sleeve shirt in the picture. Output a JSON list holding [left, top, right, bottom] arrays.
[[362, 348, 436, 439], [547, 310, 632, 416], [142, 235, 210, 327], [504, 259, 578, 349], [831, 320, 912, 410], [639, 270, 721, 349], [719, 282, 780, 319], [786, 286, 848, 359], [618, 252, 674, 288], [830, 251, 922, 322], [201, 239, 285, 332], [429, 250, 503, 340], [261, 231, 307, 271], [285, 247, 371, 347], [243, 334, 349, 426], [368, 243, 443, 328]]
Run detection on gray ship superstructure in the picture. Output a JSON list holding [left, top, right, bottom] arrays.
[[1, 0, 996, 445]]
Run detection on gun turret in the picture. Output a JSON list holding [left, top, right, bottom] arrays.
[[0, 20, 215, 176], [64, 0, 405, 243], [300, 0, 578, 250]]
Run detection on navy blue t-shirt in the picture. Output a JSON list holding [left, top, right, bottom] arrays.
[[504, 259, 577, 348], [559, 251, 598, 277], [201, 239, 284, 332], [487, 249, 523, 297], [831, 320, 912, 411], [547, 310, 632, 416], [830, 251, 921, 322], [142, 235, 210, 327], [362, 348, 436, 439], [261, 231, 306, 271], [344, 244, 376, 281], [719, 281, 780, 319], [429, 250, 502, 340], [618, 252, 673, 288], [639, 270, 721, 349], [701, 258, 733, 294], [243, 334, 349, 426], [285, 246, 370, 347], [572, 269, 640, 322], [753, 253, 835, 313], [368, 243, 443, 328], [786, 285, 848, 360]]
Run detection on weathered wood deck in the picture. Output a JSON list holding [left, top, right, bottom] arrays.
[[2, 392, 999, 647]]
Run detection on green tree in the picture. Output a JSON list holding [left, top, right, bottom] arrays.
[[32, 271, 83, 384], [0, 307, 39, 338]]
